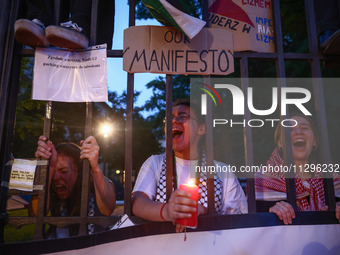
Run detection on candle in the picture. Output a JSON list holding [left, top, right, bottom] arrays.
[[176, 180, 199, 228]]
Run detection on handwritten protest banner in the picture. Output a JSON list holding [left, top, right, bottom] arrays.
[[123, 26, 234, 76], [32, 44, 108, 102], [9, 159, 37, 191], [208, 0, 274, 52]]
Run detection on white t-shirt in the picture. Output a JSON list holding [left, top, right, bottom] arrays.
[[133, 154, 248, 214]]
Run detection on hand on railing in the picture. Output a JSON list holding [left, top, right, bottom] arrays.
[[34, 135, 57, 187], [269, 201, 331, 225], [80, 135, 100, 172], [35, 135, 57, 166], [336, 202, 340, 223], [269, 201, 295, 225]]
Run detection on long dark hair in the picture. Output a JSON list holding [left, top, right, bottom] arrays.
[[47, 142, 83, 237]]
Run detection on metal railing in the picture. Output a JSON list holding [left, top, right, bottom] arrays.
[[0, 0, 337, 243]]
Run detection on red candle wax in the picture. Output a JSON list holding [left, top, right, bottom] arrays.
[[176, 183, 199, 228]]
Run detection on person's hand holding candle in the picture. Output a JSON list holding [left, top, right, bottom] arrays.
[[160, 180, 202, 233], [162, 189, 197, 225], [176, 180, 199, 229]]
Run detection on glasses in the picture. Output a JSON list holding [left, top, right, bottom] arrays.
[[163, 113, 198, 124]]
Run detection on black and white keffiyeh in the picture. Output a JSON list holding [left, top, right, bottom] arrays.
[[155, 152, 223, 213]]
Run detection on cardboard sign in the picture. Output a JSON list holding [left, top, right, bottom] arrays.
[[9, 159, 37, 191], [208, 0, 275, 52], [32, 44, 108, 102], [123, 26, 234, 76]]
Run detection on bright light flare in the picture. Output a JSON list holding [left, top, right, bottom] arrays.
[[100, 123, 113, 138]]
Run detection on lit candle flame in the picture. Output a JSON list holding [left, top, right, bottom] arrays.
[[187, 179, 196, 186]]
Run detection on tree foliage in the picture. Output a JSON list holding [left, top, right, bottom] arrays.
[[105, 90, 163, 172], [13, 58, 46, 158], [143, 75, 191, 139]]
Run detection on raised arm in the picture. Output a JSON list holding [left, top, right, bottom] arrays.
[[80, 136, 116, 215]]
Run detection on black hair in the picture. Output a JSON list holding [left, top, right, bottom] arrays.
[[173, 98, 204, 124], [172, 98, 206, 154]]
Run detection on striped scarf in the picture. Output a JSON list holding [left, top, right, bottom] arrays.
[[59, 194, 95, 235], [255, 147, 326, 211], [155, 152, 223, 213]]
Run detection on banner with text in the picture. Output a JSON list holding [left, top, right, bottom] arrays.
[[32, 44, 108, 102], [123, 26, 234, 75], [208, 0, 274, 52]]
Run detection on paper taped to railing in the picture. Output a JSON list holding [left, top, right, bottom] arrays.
[[9, 159, 37, 191], [32, 44, 108, 102], [110, 214, 135, 229], [123, 26, 234, 75]]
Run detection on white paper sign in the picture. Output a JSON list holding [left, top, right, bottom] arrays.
[[32, 44, 108, 102], [9, 159, 37, 191]]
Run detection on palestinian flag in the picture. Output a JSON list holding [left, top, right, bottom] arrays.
[[141, 0, 206, 39], [209, 0, 254, 27]]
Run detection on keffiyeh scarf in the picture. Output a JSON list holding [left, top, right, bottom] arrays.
[[156, 152, 224, 213], [255, 147, 326, 211]]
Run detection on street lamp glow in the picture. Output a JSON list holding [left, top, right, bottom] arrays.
[[116, 170, 121, 174], [100, 123, 113, 138]]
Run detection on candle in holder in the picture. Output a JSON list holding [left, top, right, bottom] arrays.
[[176, 180, 199, 228]]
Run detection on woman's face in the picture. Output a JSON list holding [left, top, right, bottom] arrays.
[[280, 115, 317, 164], [171, 105, 205, 158], [52, 154, 78, 200]]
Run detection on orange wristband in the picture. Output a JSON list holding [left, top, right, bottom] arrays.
[[160, 203, 166, 221]]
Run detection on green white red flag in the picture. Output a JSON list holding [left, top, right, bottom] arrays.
[[141, 0, 206, 39]]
